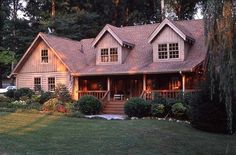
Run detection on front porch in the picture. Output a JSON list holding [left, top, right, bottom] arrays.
[[72, 73, 201, 114], [74, 73, 200, 101]]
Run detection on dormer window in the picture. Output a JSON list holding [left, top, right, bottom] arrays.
[[158, 43, 179, 60], [100, 48, 118, 63], [110, 48, 118, 62], [41, 49, 48, 63], [101, 49, 109, 62]]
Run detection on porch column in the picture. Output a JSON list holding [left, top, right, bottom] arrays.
[[182, 74, 186, 94], [107, 77, 111, 101], [143, 74, 146, 91], [143, 74, 147, 99], [73, 77, 79, 100]]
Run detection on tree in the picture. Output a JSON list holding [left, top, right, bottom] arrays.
[[165, 0, 202, 20], [0, 51, 13, 87], [204, 0, 235, 134]]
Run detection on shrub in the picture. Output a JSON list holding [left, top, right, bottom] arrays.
[[27, 102, 42, 110], [39, 91, 55, 104], [124, 97, 150, 118], [14, 88, 35, 100], [75, 95, 102, 115], [5, 89, 16, 99], [151, 104, 165, 117], [171, 103, 187, 118], [10, 100, 28, 109], [64, 102, 74, 113], [42, 98, 60, 111], [56, 104, 66, 113], [55, 84, 71, 103], [0, 96, 11, 103]]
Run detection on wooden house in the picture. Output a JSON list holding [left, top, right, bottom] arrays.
[[10, 18, 207, 114]]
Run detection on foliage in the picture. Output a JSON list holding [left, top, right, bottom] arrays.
[[124, 97, 150, 118], [151, 104, 165, 117], [171, 103, 187, 118], [5, 89, 16, 99], [75, 95, 102, 115], [42, 98, 60, 111], [189, 78, 228, 133], [165, 0, 202, 20], [14, 88, 35, 100], [39, 91, 55, 104], [204, 0, 235, 134], [55, 84, 71, 103], [27, 102, 42, 111], [0, 96, 11, 103], [64, 102, 74, 113]]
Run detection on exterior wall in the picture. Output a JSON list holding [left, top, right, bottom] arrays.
[[95, 32, 123, 65], [16, 72, 70, 91], [20, 41, 67, 73], [16, 39, 70, 92], [152, 26, 185, 62]]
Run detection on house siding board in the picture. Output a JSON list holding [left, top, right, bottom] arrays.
[[17, 72, 69, 91], [96, 32, 122, 65], [152, 26, 185, 62], [20, 41, 67, 73]]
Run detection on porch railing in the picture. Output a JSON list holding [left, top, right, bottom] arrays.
[[78, 90, 107, 100], [141, 89, 200, 100]]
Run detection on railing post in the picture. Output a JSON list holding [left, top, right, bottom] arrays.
[[107, 77, 111, 101]]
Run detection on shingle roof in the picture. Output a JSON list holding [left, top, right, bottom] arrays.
[[12, 19, 207, 76]]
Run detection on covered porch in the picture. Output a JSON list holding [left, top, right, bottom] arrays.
[[73, 72, 201, 101]]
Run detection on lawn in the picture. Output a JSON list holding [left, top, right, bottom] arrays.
[[0, 112, 235, 155]]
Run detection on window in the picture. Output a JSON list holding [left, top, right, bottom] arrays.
[[48, 77, 55, 91], [41, 49, 48, 63], [158, 44, 168, 59], [158, 43, 179, 60], [169, 43, 179, 58], [110, 48, 118, 62], [101, 49, 109, 62], [34, 77, 41, 91], [100, 48, 118, 63]]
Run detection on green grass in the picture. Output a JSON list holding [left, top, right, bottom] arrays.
[[0, 112, 235, 155]]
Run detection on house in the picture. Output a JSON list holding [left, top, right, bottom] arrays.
[[9, 18, 206, 114]]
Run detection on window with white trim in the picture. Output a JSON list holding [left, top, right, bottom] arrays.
[[48, 77, 55, 91], [34, 77, 41, 91], [41, 49, 48, 63], [110, 48, 118, 62], [101, 49, 109, 62], [100, 48, 118, 63], [158, 43, 179, 60]]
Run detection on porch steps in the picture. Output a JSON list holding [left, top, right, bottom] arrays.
[[103, 101, 125, 114]]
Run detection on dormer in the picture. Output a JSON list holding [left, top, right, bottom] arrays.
[[148, 18, 195, 62], [92, 24, 134, 65]]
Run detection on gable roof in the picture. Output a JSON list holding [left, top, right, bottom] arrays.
[[92, 24, 135, 47], [9, 32, 86, 77], [148, 18, 195, 43], [11, 19, 207, 77]]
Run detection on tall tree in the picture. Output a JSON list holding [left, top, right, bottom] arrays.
[[165, 0, 202, 20], [205, 0, 235, 134]]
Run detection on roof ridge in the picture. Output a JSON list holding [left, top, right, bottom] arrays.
[[40, 32, 81, 44]]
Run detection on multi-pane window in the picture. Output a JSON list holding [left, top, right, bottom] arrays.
[[48, 77, 55, 91], [41, 49, 48, 63], [158, 44, 168, 59], [169, 43, 179, 58], [110, 48, 118, 62], [158, 43, 179, 60], [100, 48, 118, 63], [101, 49, 109, 62], [34, 77, 41, 91]]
